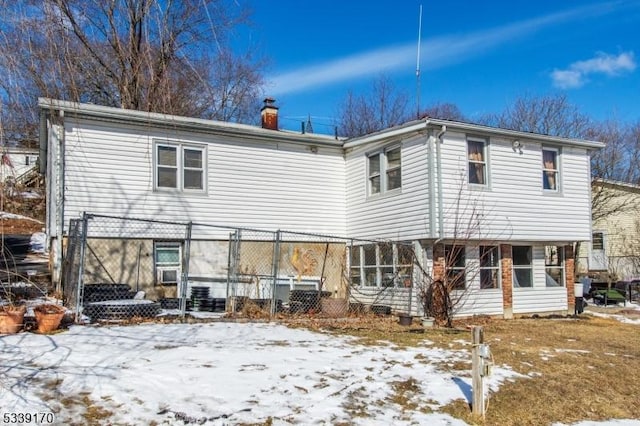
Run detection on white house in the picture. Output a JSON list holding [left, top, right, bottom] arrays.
[[0, 146, 39, 185], [39, 98, 604, 318]]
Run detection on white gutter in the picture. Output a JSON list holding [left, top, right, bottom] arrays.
[[436, 125, 446, 239], [38, 98, 343, 148]]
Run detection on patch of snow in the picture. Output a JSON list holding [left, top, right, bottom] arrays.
[[0, 211, 42, 222], [30, 232, 46, 253], [0, 322, 522, 425]]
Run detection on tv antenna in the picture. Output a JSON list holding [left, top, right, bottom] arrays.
[[416, 4, 423, 119]]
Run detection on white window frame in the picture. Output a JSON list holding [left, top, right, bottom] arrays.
[[512, 246, 533, 288], [467, 137, 488, 186], [367, 145, 402, 196], [479, 245, 501, 289], [544, 246, 565, 287], [350, 242, 413, 288], [542, 147, 560, 192], [154, 141, 206, 193], [154, 242, 182, 286]]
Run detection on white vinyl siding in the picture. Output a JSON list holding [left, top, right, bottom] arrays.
[[438, 131, 592, 242], [346, 135, 432, 240], [59, 118, 346, 237]]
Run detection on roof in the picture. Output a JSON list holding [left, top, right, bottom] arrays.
[[38, 98, 344, 148], [39, 98, 605, 151], [343, 117, 605, 150]]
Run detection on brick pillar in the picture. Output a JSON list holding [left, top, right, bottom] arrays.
[[500, 244, 513, 319], [565, 244, 576, 310], [432, 243, 445, 281]]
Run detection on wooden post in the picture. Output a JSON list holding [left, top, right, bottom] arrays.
[[472, 326, 485, 418]]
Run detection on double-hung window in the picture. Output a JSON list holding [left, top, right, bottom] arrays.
[[445, 245, 466, 290], [542, 148, 559, 191], [367, 145, 401, 195], [467, 138, 487, 185], [512, 246, 533, 288], [155, 142, 206, 192], [479, 245, 500, 289], [544, 246, 565, 287]]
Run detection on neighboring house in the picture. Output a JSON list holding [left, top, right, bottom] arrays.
[[0, 146, 39, 186], [577, 180, 640, 281], [39, 98, 604, 318]]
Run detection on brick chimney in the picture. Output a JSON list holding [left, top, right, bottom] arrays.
[[261, 97, 279, 130]]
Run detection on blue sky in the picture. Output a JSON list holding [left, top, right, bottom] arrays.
[[241, 1, 639, 133]]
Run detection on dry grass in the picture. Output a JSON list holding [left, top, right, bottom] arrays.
[[287, 312, 640, 426]]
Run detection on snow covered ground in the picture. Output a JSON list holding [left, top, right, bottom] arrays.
[[1, 319, 639, 425]]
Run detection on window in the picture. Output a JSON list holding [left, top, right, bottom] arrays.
[[544, 246, 565, 287], [512, 246, 532, 288], [592, 232, 604, 250], [367, 146, 401, 195], [154, 242, 182, 285], [467, 138, 487, 185], [445, 245, 466, 290], [350, 242, 413, 287], [479, 245, 500, 289], [155, 142, 205, 192], [542, 148, 559, 191]]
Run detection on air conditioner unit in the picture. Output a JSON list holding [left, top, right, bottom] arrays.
[[157, 268, 179, 285]]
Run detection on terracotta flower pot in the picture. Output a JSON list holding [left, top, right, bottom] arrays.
[[0, 305, 27, 334], [34, 304, 66, 334]]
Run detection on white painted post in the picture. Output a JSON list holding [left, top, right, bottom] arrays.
[[471, 326, 485, 418]]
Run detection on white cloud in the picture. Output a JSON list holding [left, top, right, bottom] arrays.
[[551, 51, 636, 89], [550, 69, 585, 89], [267, 2, 622, 96]]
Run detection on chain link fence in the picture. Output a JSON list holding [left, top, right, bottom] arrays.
[[62, 213, 423, 323]]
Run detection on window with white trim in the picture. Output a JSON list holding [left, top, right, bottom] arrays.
[[512, 246, 532, 288], [479, 245, 500, 289], [154, 242, 182, 286], [445, 245, 466, 290], [155, 142, 205, 192], [544, 246, 565, 287], [542, 148, 559, 191], [350, 243, 413, 287], [367, 145, 401, 195], [467, 138, 487, 185]]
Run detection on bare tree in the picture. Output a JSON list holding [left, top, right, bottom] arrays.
[[0, 0, 266, 147], [484, 93, 591, 138], [337, 75, 410, 138], [420, 102, 467, 121]]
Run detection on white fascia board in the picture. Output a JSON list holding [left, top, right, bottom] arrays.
[[38, 98, 344, 148], [425, 118, 605, 150]]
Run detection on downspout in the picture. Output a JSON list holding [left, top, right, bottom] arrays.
[[427, 132, 436, 238], [54, 110, 66, 289], [436, 125, 447, 239]]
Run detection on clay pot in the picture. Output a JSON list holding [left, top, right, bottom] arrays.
[[0, 305, 27, 334], [34, 304, 66, 334]]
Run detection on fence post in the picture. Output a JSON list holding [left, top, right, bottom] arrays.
[[471, 326, 485, 418], [74, 212, 90, 323], [179, 222, 192, 318], [270, 230, 281, 317]]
